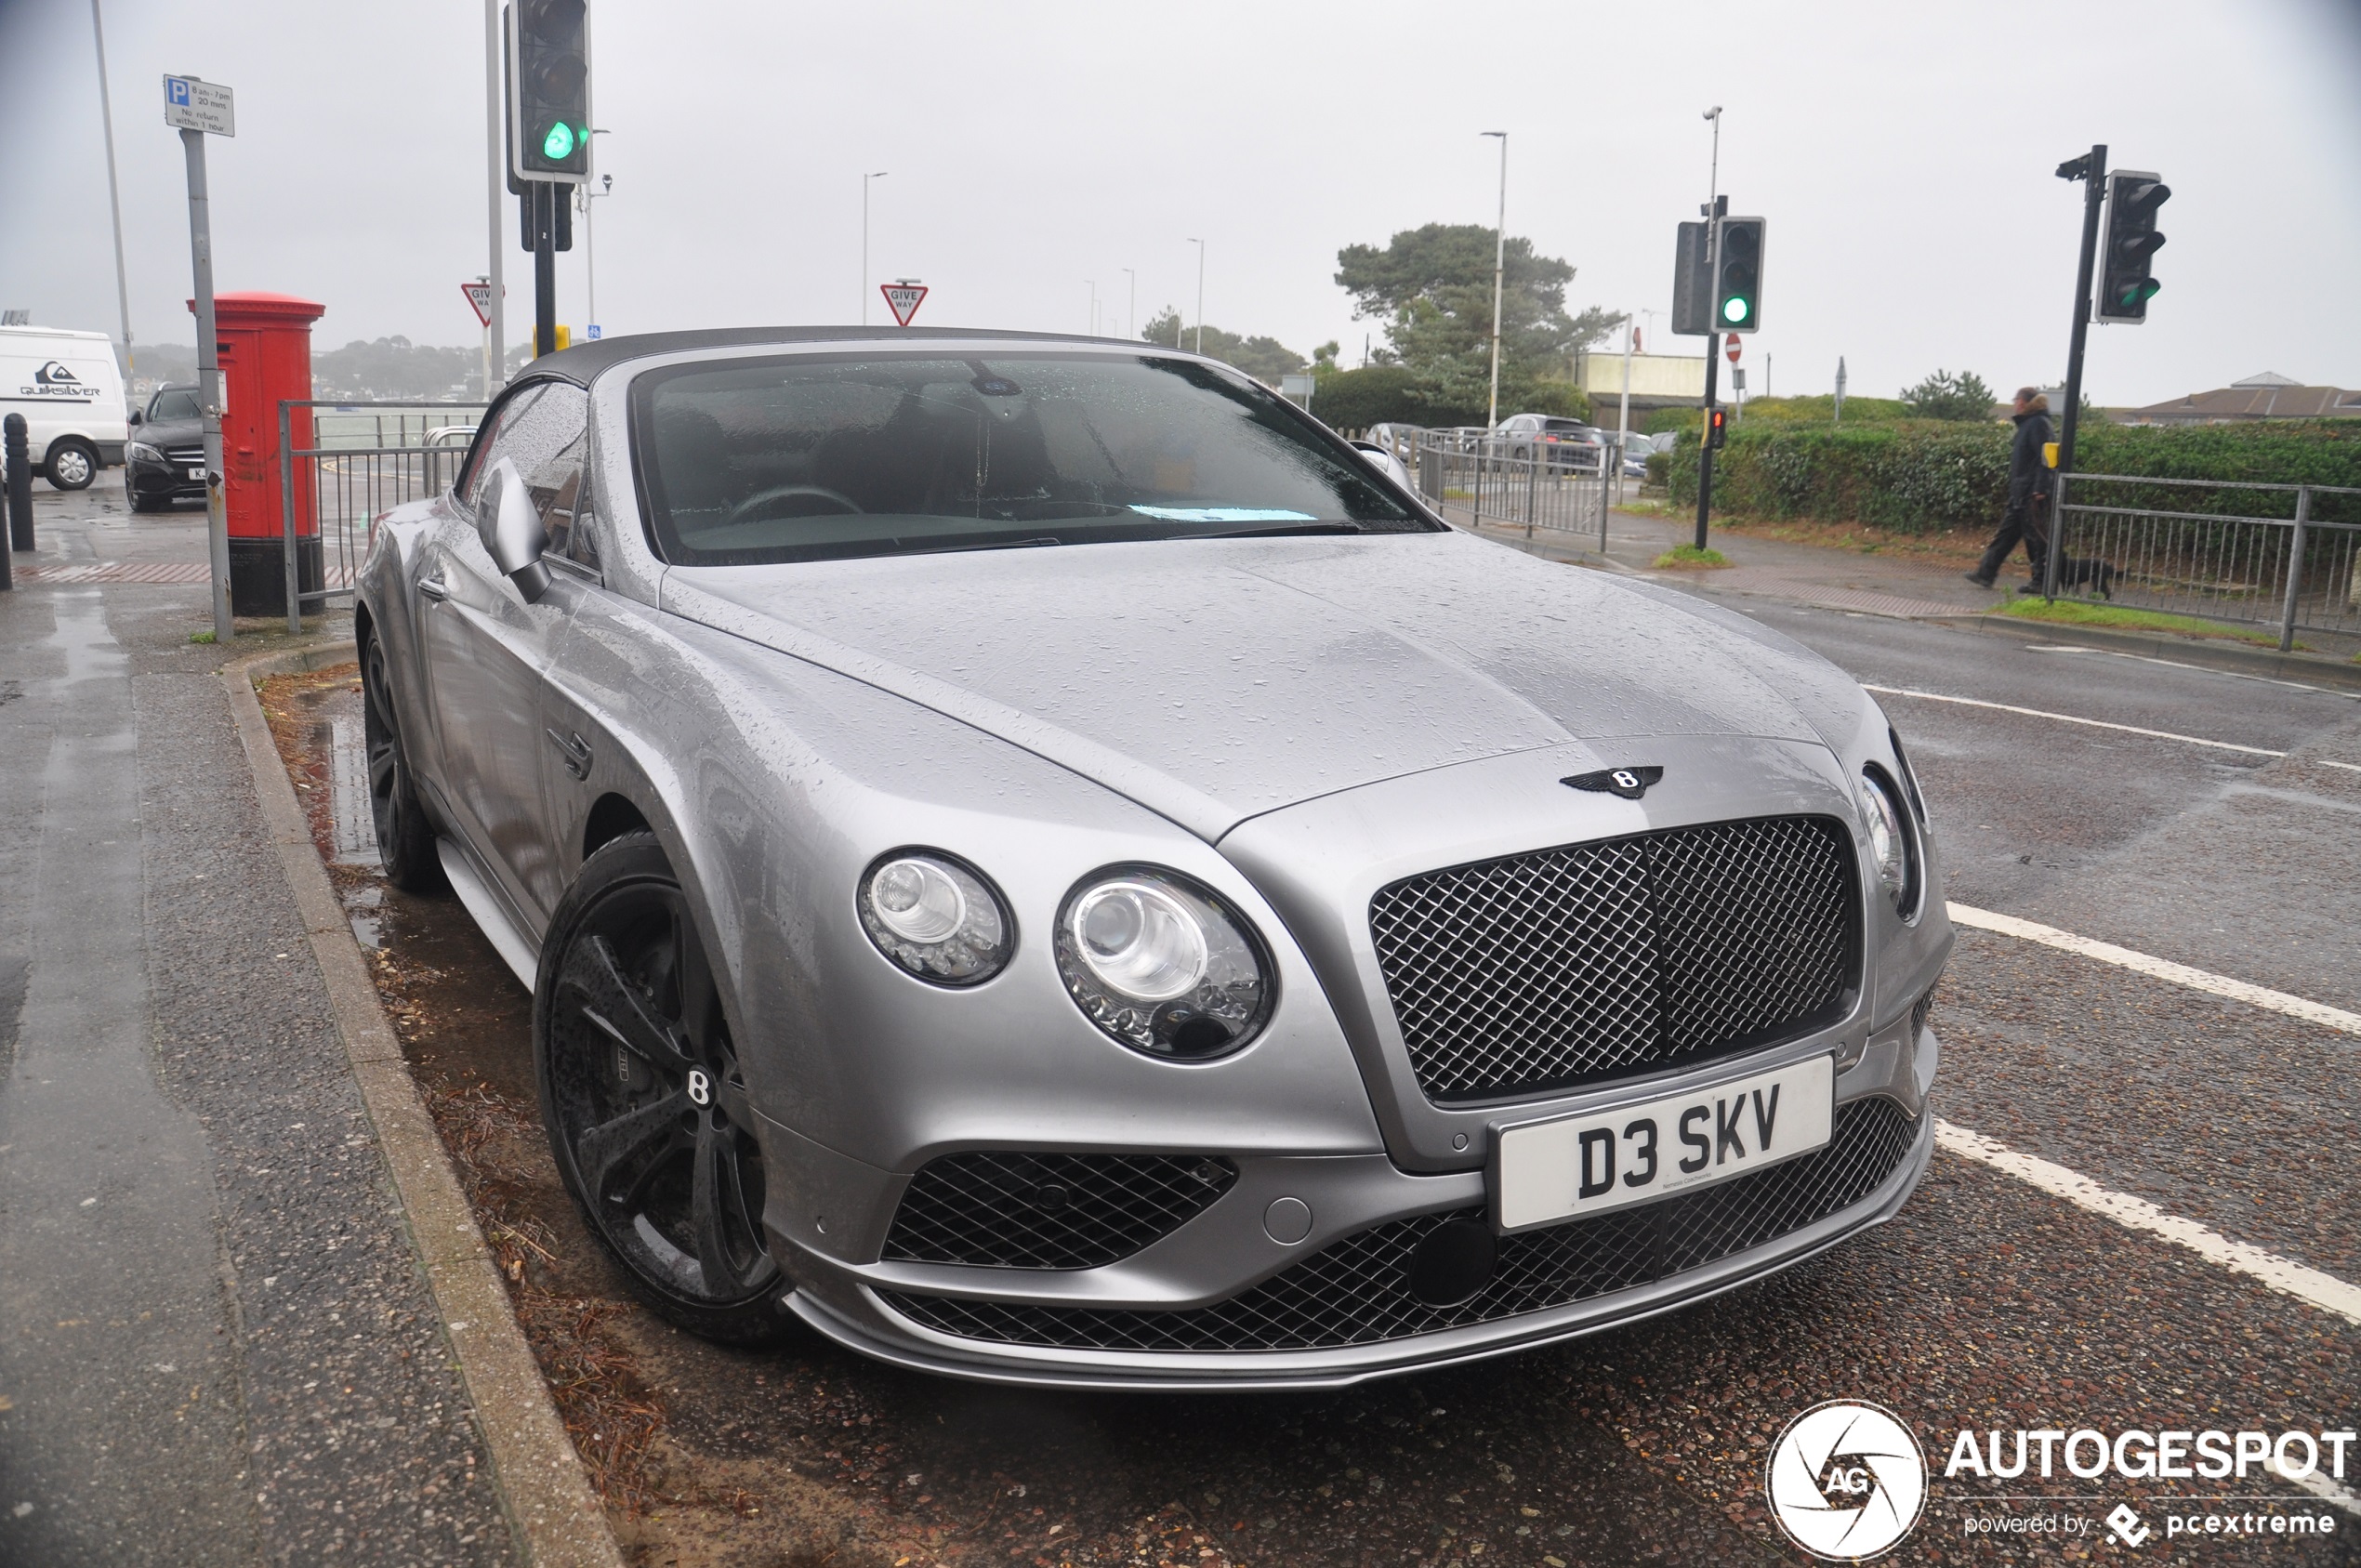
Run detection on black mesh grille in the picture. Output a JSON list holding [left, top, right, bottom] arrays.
[[881, 1152, 1236, 1270], [880, 1098, 1918, 1352], [1369, 816, 1857, 1101], [1911, 985, 1936, 1041]]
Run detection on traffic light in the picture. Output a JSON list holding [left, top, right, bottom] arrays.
[[508, 0, 591, 184], [1672, 220, 1713, 336], [1704, 407, 1729, 449], [1714, 217, 1766, 332], [2096, 170, 2169, 323]]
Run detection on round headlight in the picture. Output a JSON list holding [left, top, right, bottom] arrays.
[[858, 851, 1011, 985], [1858, 768, 1916, 915], [1056, 868, 1273, 1059]]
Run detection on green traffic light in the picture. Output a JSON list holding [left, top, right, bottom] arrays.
[[542, 121, 577, 160], [1721, 296, 1750, 324]]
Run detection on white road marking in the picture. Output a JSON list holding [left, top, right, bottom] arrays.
[[2321, 758, 2361, 774], [1863, 684, 2285, 756], [1946, 903, 2361, 1037], [2267, 1458, 2361, 1519], [1933, 1121, 2361, 1326], [2024, 641, 2361, 701]]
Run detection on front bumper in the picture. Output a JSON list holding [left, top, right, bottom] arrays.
[[125, 455, 206, 504], [770, 1025, 1939, 1390]]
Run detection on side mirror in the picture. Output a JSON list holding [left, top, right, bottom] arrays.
[[479, 457, 552, 602], [127, 408, 142, 426]]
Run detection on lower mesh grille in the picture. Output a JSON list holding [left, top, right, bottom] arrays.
[[881, 1152, 1235, 1270], [879, 1098, 1918, 1352]]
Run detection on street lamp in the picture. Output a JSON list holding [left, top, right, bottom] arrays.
[[1481, 131, 1506, 428], [1087, 279, 1098, 336], [579, 155, 611, 340], [1187, 237, 1205, 353], [863, 170, 888, 323], [1121, 266, 1135, 338]]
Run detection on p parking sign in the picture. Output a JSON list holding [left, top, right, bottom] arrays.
[[163, 75, 235, 136]]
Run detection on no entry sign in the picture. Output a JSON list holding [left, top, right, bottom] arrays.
[[879, 282, 928, 327], [1725, 332, 1742, 363]]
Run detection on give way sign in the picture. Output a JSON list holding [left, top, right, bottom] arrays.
[[879, 282, 928, 327], [461, 282, 498, 327]]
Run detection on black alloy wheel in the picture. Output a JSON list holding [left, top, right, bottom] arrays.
[[535, 833, 790, 1345], [361, 632, 447, 893]]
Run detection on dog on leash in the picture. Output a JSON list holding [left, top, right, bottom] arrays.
[[2039, 556, 2118, 599]]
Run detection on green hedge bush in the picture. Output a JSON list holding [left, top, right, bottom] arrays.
[[1658, 417, 2361, 533]]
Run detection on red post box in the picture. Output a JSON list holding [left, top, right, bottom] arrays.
[[185, 290, 326, 616]]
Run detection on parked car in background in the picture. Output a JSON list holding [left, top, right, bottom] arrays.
[[1493, 414, 1605, 472], [358, 325, 1948, 1389], [124, 385, 209, 512], [0, 323, 126, 490]]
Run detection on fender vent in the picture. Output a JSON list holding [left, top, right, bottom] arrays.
[[882, 1151, 1235, 1271]]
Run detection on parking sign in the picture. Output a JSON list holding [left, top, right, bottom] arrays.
[[163, 75, 235, 136]]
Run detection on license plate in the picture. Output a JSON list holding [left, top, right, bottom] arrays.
[[186, 467, 207, 481], [1494, 1056, 1834, 1232]]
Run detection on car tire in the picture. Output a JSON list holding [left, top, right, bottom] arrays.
[[361, 630, 448, 894], [127, 477, 164, 514], [45, 439, 98, 491], [534, 832, 795, 1347]]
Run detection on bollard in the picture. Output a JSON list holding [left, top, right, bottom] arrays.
[[5, 413, 33, 556]]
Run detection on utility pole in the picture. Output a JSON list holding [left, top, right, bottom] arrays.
[[483, 0, 506, 392], [1087, 280, 1098, 336], [1482, 130, 1507, 428], [1122, 267, 1135, 338], [90, 0, 133, 381], [1694, 106, 1723, 552], [1188, 238, 1205, 353], [863, 171, 888, 323], [1835, 356, 1846, 423]]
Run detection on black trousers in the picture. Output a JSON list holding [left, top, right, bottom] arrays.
[[1976, 494, 2051, 581]]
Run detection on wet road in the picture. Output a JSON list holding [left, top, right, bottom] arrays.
[[271, 585, 2361, 1567]]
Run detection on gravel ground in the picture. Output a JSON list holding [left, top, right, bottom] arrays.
[[265, 594, 2361, 1566]]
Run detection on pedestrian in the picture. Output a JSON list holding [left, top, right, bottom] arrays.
[[1965, 388, 2055, 590]]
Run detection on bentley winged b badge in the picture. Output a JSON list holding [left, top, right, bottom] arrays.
[[1562, 765, 1663, 800]]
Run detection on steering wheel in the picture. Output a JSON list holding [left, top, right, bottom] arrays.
[[721, 484, 865, 527]]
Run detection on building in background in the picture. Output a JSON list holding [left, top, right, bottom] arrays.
[[2117, 371, 2361, 425]]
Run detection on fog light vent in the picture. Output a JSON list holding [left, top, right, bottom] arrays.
[[883, 1152, 1235, 1271]]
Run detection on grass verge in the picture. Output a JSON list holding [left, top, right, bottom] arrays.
[[1653, 545, 1731, 569], [1995, 595, 2300, 650]]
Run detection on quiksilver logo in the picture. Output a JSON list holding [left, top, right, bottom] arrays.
[[17, 361, 96, 401]]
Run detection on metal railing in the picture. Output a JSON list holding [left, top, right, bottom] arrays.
[[278, 399, 486, 631], [1411, 429, 1625, 551], [2043, 473, 2361, 652]]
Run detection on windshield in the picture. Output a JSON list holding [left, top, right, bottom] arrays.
[[631, 352, 1431, 566], [149, 389, 202, 420]]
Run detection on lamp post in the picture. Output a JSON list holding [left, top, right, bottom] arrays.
[[1187, 237, 1205, 353], [1481, 130, 1507, 429], [580, 163, 611, 338], [862, 170, 888, 323], [1122, 266, 1135, 338], [1087, 280, 1098, 336], [90, 0, 134, 381]]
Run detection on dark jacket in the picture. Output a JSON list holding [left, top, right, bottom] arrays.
[[2008, 408, 2054, 507]]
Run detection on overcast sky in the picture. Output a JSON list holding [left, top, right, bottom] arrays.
[[4, 0, 2356, 406]]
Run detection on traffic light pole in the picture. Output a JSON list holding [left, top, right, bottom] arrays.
[[2044, 142, 2106, 599], [1695, 337, 1719, 552], [533, 182, 558, 357]]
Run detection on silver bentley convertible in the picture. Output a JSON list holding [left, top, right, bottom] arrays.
[[357, 327, 1950, 1390]]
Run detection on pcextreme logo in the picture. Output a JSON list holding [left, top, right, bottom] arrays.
[[1765, 1399, 1929, 1561]]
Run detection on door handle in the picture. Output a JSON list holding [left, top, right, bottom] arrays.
[[416, 573, 451, 602], [546, 728, 593, 781]]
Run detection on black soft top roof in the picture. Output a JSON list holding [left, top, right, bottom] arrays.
[[523, 324, 1174, 388]]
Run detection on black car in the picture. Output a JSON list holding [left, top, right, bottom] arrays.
[[124, 386, 208, 512]]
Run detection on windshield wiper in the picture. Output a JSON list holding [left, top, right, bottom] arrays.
[[1198, 520, 1370, 539]]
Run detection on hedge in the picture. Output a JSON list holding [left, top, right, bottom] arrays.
[[1652, 417, 2361, 534]]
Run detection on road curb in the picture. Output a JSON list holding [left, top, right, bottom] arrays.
[[220, 640, 626, 1568], [1926, 613, 2361, 693]]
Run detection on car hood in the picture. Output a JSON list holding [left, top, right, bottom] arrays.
[[660, 529, 1871, 841], [130, 417, 203, 448]]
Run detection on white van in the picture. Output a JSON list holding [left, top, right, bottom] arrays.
[[0, 324, 128, 490]]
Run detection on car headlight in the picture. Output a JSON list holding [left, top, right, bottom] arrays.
[[1858, 767, 1919, 917], [858, 851, 1012, 985], [1056, 868, 1273, 1059], [127, 441, 164, 464]]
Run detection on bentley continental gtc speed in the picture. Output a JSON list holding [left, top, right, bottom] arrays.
[[357, 327, 1951, 1390]]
